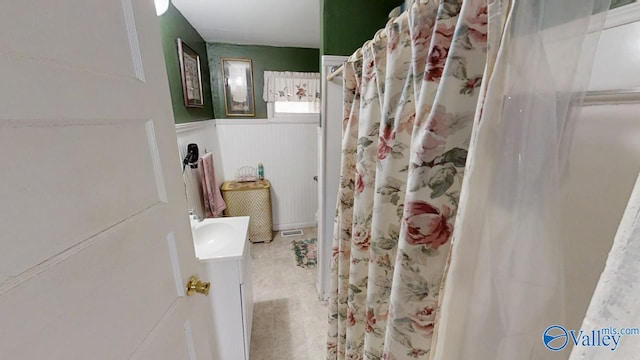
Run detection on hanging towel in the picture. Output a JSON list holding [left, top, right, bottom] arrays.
[[198, 153, 226, 218]]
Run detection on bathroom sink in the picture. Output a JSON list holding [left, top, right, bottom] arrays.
[[191, 216, 250, 260], [195, 215, 254, 360], [193, 223, 235, 254]]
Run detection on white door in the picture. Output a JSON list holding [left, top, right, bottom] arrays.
[[0, 2, 213, 359]]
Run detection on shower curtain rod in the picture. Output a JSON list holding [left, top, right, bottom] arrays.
[[583, 88, 640, 106], [327, 64, 344, 81], [326, 46, 365, 82]]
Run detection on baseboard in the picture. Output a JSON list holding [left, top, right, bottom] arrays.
[[273, 221, 317, 232]]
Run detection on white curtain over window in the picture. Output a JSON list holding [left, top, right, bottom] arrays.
[[263, 71, 320, 103]]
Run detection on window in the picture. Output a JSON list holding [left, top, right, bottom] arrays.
[[274, 101, 320, 114], [263, 71, 321, 118]]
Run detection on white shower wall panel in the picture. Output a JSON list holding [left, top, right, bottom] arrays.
[[560, 13, 640, 333]]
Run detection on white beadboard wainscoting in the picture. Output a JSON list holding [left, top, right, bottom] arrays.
[[175, 117, 319, 231], [215, 118, 319, 231], [175, 119, 224, 218]]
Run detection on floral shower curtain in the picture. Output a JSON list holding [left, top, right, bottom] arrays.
[[327, 0, 611, 358], [327, 0, 489, 358]]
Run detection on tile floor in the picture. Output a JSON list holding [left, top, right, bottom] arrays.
[[249, 227, 328, 360]]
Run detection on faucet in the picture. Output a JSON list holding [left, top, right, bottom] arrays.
[[189, 209, 204, 222]]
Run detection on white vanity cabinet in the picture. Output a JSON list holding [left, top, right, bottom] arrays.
[[194, 217, 253, 360]]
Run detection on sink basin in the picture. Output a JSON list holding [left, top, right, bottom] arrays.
[[194, 223, 235, 253], [191, 216, 250, 260]]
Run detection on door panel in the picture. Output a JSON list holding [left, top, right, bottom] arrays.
[[0, 119, 163, 283], [0, 2, 149, 121], [131, 301, 212, 360], [0, 211, 177, 359], [0, 0, 212, 359], [2, 2, 137, 77]]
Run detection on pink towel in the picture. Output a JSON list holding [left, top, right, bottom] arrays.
[[198, 153, 226, 218]]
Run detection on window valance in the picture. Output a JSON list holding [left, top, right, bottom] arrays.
[[263, 71, 320, 103]]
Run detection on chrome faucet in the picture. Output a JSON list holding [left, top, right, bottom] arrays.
[[189, 209, 204, 222]]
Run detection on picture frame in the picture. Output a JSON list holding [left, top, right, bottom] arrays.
[[177, 38, 204, 108], [221, 58, 255, 117]]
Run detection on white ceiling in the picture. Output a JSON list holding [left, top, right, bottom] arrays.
[[171, 0, 321, 48]]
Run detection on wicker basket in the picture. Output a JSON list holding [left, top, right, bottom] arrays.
[[221, 180, 273, 243]]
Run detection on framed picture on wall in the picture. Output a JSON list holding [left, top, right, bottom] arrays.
[[177, 38, 204, 108], [221, 58, 255, 117]]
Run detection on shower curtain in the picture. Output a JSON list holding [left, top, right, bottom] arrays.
[[327, 0, 610, 359], [433, 0, 609, 358], [327, 0, 489, 358]]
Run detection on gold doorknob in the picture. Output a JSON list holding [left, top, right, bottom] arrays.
[[186, 275, 210, 296]]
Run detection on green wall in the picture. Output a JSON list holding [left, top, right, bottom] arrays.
[[321, 0, 402, 55], [321, 0, 626, 55], [158, 3, 214, 123], [207, 43, 320, 119], [611, 0, 636, 9]]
